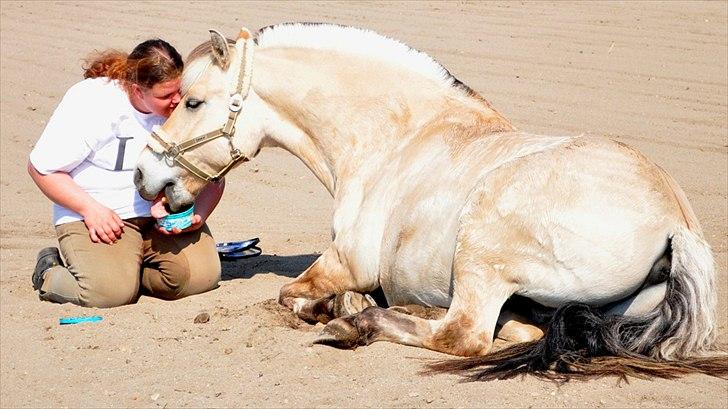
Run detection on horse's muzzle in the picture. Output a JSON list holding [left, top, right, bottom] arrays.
[[134, 168, 160, 201]]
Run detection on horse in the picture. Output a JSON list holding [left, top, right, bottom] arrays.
[[134, 23, 726, 380]]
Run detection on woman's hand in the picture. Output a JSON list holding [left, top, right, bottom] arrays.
[[27, 163, 125, 244], [151, 179, 225, 235], [79, 202, 125, 244], [151, 193, 204, 235]]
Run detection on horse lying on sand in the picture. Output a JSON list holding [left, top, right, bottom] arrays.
[[134, 23, 726, 380]]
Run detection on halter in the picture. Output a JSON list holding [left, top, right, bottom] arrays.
[[149, 35, 255, 183]]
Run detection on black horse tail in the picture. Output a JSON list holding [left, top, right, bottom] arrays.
[[426, 226, 727, 381]]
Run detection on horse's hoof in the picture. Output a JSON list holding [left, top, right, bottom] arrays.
[[332, 291, 377, 317], [313, 316, 361, 349]]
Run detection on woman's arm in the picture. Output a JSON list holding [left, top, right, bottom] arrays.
[[27, 161, 125, 244], [194, 178, 226, 223]]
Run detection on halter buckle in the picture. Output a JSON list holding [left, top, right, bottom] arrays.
[[166, 143, 181, 158], [229, 93, 243, 112], [223, 122, 236, 135]]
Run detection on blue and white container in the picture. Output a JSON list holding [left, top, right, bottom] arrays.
[[157, 205, 195, 231]]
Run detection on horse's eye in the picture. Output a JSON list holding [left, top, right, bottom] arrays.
[[185, 98, 204, 110]]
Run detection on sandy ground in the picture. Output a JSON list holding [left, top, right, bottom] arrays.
[[1, 1, 726, 407]]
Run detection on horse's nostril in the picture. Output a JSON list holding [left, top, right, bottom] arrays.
[[133, 168, 143, 188]]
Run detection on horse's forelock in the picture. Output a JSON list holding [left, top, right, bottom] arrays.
[[186, 38, 236, 62], [181, 37, 238, 96], [180, 58, 210, 96]]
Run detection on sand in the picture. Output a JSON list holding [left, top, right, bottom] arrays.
[[1, 1, 726, 407]]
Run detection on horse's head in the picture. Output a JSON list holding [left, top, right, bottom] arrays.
[[135, 28, 264, 211]]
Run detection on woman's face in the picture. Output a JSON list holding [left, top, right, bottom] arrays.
[[133, 78, 182, 118]]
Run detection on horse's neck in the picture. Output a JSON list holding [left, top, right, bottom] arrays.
[[254, 48, 512, 195]]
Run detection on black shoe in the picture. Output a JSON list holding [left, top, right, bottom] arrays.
[[32, 247, 62, 291]]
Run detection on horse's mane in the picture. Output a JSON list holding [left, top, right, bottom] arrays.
[[182, 23, 481, 99], [255, 22, 478, 97]]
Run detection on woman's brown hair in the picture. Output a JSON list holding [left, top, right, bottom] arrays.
[[82, 39, 183, 93]]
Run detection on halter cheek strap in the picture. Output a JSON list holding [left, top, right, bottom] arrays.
[[149, 35, 255, 183]]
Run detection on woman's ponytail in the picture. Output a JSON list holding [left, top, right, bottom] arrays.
[[82, 50, 128, 80]]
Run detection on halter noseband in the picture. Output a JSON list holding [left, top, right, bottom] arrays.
[[150, 36, 255, 183]]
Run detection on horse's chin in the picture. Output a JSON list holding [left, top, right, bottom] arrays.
[[164, 184, 195, 213], [138, 188, 159, 202]]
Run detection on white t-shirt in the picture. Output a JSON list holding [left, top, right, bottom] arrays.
[[30, 77, 166, 225]]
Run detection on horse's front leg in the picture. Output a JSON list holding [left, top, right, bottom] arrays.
[[279, 246, 377, 324], [315, 243, 518, 356]]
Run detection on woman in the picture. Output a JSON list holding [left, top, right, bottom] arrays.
[[28, 39, 223, 308]]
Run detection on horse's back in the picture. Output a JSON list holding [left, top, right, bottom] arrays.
[[456, 135, 693, 307]]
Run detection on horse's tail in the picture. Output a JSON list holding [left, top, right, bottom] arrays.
[[426, 225, 726, 381]]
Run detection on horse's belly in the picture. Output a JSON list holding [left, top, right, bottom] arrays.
[[379, 232, 457, 308], [515, 265, 645, 308], [380, 266, 453, 307]]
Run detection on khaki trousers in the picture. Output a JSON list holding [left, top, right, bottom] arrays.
[[40, 217, 221, 308]]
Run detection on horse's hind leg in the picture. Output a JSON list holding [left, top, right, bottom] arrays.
[[279, 246, 377, 323], [496, 310, 545, 343], [605, 282, 667, 317]]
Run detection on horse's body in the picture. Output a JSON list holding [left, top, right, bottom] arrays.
[[134, 23, 722, 378], [334, 130, 673, 310]]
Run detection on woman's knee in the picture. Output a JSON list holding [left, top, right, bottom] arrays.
[[186, 253, 222, 295], [78, 275, 139, 308], [143, 259, 219, 300], [143, 264, 191, 299], [143, 225, 221, 299]]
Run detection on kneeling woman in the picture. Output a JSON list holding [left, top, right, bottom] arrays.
[[28, 39, 223, 307]]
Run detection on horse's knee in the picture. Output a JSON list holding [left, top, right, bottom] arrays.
[[279, 268, 323, 308], [279, 248, 371, 307], [426, 314, 494, 356], [279, 254, 332, 304], [278, 278, 326, 308]]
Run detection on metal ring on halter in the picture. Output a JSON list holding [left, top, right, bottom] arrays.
[[229, 94, 243, 112], [166, 143, 181, 158]]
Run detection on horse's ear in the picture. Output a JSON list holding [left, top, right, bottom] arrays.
[[237, 27, 252, 40], [209, 29, 229, 69]]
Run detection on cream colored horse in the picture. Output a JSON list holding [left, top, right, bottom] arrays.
[[134, 24, 722, 379]]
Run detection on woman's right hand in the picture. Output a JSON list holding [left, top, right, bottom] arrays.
[[80, 202, 125, 244], [27, 163, 125, 244]]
